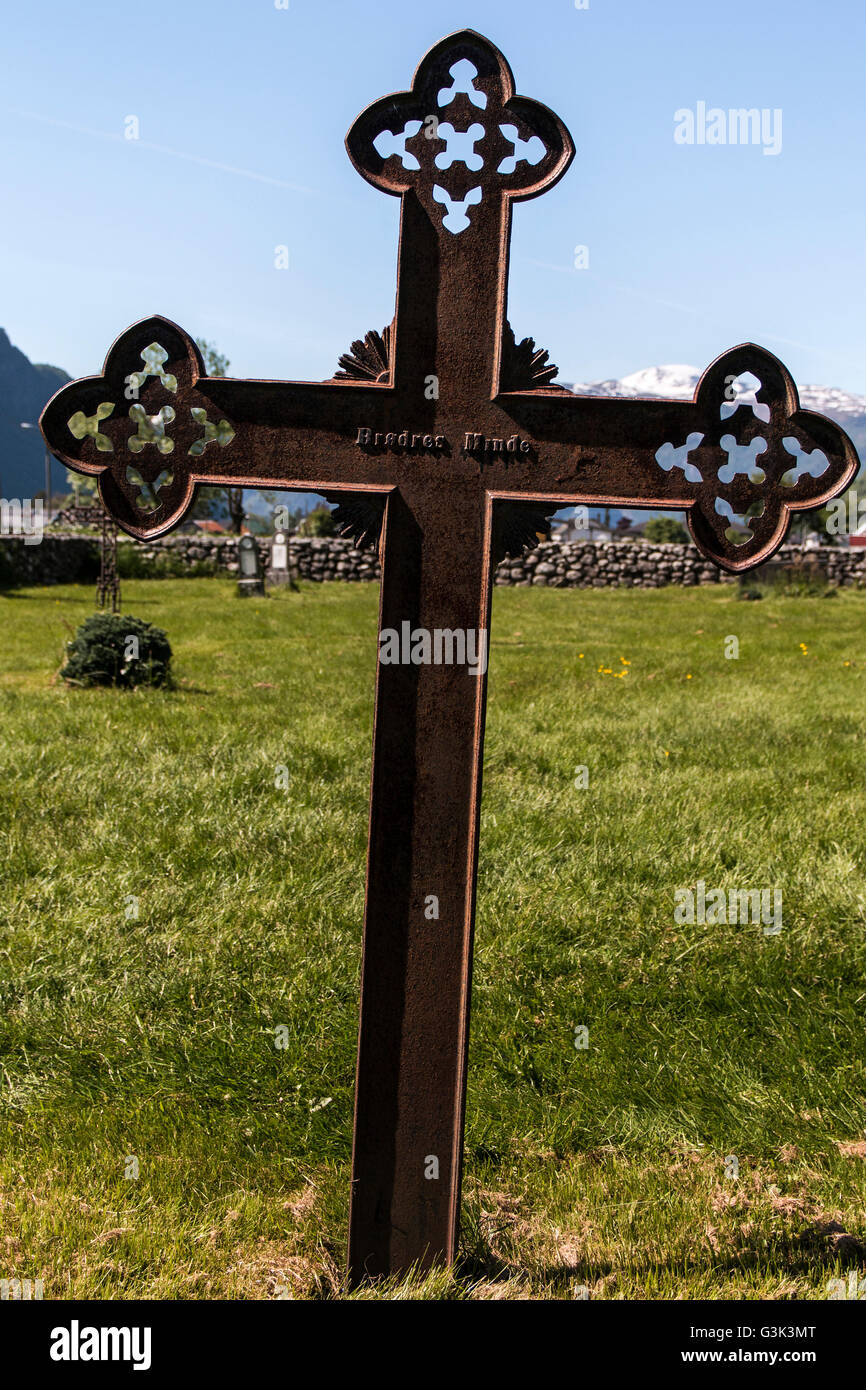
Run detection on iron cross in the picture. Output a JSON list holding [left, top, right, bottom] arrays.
[[42, 30, 857, 1283]]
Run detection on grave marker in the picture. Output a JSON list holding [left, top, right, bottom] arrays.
[[268, 528, 291, 587], [54, 501, 121, 612], [237, 534, 264, 597], [41, 30, 857, 1282]]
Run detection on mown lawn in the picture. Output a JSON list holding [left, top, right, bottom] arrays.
[[1, 577, 865, 1300]]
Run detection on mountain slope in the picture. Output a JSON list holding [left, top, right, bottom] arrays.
[[0, 328, 69, 499]]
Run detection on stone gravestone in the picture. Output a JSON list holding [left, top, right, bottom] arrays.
[[268, 529, 290, 586], [41, 30, 857, 1283], [236, 534, 264, 597]]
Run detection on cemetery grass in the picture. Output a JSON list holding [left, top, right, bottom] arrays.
[[1, 577, 865, 1302]]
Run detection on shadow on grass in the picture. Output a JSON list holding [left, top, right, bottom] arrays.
[[454, 1238, 854, 1297]]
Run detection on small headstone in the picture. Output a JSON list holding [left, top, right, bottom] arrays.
[[237, 535, 264, 597], [269, 530, 290, 585]]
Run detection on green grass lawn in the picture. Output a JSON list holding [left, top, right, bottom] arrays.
[[1, 577, 865, 1300]]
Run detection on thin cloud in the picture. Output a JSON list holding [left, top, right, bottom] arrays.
[[521, 256, 864, 375], [10, 108, 314, 194]]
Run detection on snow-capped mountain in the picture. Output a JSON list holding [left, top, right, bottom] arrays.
[[567, 365, 866, 461]]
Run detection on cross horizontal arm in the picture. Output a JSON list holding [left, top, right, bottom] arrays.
[[39, 316, 403, 539], [484, 343, 857, 570], [491, 391, 699, 502]]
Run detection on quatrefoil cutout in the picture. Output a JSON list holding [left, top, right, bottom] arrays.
[[39, 315, 237, 540], [126, 464, 173, 513], [652, 345, 857, 567], [128, 404, 176, 454], [347, 30, 574, 236], [68, 402, 115, 453], [129, 343, 178, 394]]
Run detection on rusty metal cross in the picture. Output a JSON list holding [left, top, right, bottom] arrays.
[[42, 30, 857, 1283]]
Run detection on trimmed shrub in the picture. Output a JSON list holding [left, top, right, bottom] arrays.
[[60, 614, 172, 688]]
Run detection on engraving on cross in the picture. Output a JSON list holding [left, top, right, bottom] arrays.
[[41, 30, 857, 1283]]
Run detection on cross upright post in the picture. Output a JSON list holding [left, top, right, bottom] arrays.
[[42, 30, 858, 1284]]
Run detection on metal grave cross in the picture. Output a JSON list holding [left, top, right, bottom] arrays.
[[41, 30, 857, 1282]]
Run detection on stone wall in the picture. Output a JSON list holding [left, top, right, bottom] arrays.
[[495, 541, 866, 588], [3, 532, 866, 589], [0, 535, 99, 586]]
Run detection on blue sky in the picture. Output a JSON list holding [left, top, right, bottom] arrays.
[[2, 0, 864, 399]]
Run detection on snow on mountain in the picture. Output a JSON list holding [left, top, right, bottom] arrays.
[[568, 365, 866, 462], [570, 363, 866, 419], [620, 365, 702, 398]]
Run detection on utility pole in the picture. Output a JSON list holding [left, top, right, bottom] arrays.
[[20, 421, 53, 517]]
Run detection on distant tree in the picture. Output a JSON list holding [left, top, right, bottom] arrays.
[[644, 516, 689, 545], [259, 492, 304, 533], [196, 339, 230, 378], [64, 468, 98, 507], [297, 506, 336, 537], [193, 339, 245, 533]]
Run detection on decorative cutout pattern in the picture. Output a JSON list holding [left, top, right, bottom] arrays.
[[129, 343, 178, 394], [720, 371, 769, 424], [68, 402, 115, 453], [189, 407, 235, 457], [435, 122, 485, 171], [347, 40, 573, 236], [779, 438, 830, 488], [43, 316, 239, 537], [373, 123, 422, 171], [497, 124, 545, 174], [652, 345, 855, 565], [716, 497, 765, 546], [438, 58, 488, 109], [41, 37, 855, 578], [432, 184, 482, 234], [128, 404, 176, 455], [126, 464, 173, 512], [655, 432, 704, 484], [717, 434, 767, 484]]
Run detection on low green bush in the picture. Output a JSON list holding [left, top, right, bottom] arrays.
[[59, 613, 173, 688]]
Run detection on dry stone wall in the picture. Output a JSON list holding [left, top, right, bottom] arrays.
[[3, 533, 866, 588]]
